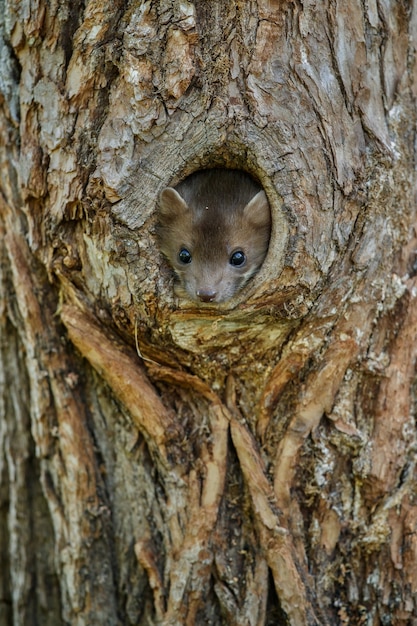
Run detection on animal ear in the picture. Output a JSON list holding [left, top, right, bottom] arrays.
[[243, 190, 271, 229], [159, 187, 189, 220]]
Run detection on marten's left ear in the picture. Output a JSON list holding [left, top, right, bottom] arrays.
[[158, 187, 189, 220], [243, 190, 271, 228]]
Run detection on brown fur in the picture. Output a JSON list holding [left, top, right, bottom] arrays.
[[157, 169, 271, 303]]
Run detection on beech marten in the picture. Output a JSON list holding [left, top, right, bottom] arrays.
[[157, 169, 271, 303]]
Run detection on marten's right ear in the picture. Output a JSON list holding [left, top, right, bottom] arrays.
[[159, 188, 189, 220]]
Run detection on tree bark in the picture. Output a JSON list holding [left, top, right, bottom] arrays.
[[1, 1, 417, 625]]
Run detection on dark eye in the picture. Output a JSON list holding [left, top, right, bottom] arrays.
[[178, 248, 192, 264], [229, 250, 246, 267]]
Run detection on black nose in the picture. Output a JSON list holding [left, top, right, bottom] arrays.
[[196, 289, 217, 302]]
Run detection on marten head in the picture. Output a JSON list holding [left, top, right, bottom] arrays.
[[157, 169, 271, 304]]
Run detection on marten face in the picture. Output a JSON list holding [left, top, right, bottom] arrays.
[[157, 170, 271, 304]]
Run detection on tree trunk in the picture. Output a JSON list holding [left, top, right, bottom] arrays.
[[1, 1, 417, 624]]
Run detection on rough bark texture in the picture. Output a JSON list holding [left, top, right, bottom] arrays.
[[1, 1, 417, 625]]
